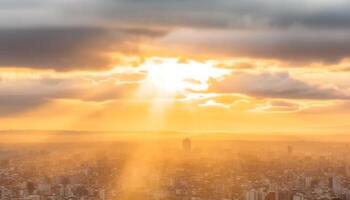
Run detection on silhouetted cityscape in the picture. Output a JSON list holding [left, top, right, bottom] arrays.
[[0, 137, 350, 200]]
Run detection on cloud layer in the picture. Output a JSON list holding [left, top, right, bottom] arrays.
[[0, 27, 166, 70], [1, 0, 350, 70], [2, 0, 350, 29], [0, 72, 142, 115], [210, 71, 350, 100]]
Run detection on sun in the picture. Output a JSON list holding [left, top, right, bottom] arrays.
[[142, 58, 228, 94], [147, 63, 190, 93]]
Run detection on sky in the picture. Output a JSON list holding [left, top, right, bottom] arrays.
[[1, 0, 350, 133]]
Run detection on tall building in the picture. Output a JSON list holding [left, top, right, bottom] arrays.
[[305, 177, 312, 188], [292, 193, 304, 200], [265, 192, 277, 200], [287, 145, 293, 155], [246, 189, 258, 200], [278, 190, 291, 200], [329, 176, 342, 196], [182, 138, 191, 152], [345, 189, 350, 200]]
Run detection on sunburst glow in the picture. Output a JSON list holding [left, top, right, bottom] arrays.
[[142, 58, 228, 94]]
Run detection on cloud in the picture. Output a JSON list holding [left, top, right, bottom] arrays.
[[1, 0, 350, 66], [249, 100, 302, 113], [210, 71, 350, 100], [2, 0, 350, 29], [0, 27, 166, 71], [158, 29, 350, 63], [0, 73, 142, 116], [198, 100, 230, 109], [0, 95, 46, 117], [330, 66, 350, 72]]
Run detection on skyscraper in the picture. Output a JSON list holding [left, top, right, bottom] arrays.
[[182, 138, 191, 152], [287, 145, 293, 155], [265, 192, 276, 200]]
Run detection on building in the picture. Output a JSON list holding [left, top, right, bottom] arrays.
[[182, 138, 191, 152], [246, 189, 258, 200], [329, 176, 342, 196], [287, 146, 293, 155], [292, 193, 304, 200], [265, 192, 277, 200]]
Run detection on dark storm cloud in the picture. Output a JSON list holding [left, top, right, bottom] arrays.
[[210, 72, 350, 100], [2, 0, 350, 30], [164, 29, 350, 63], [0, 27, 166, 71], [1, 0, 350, 67]]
